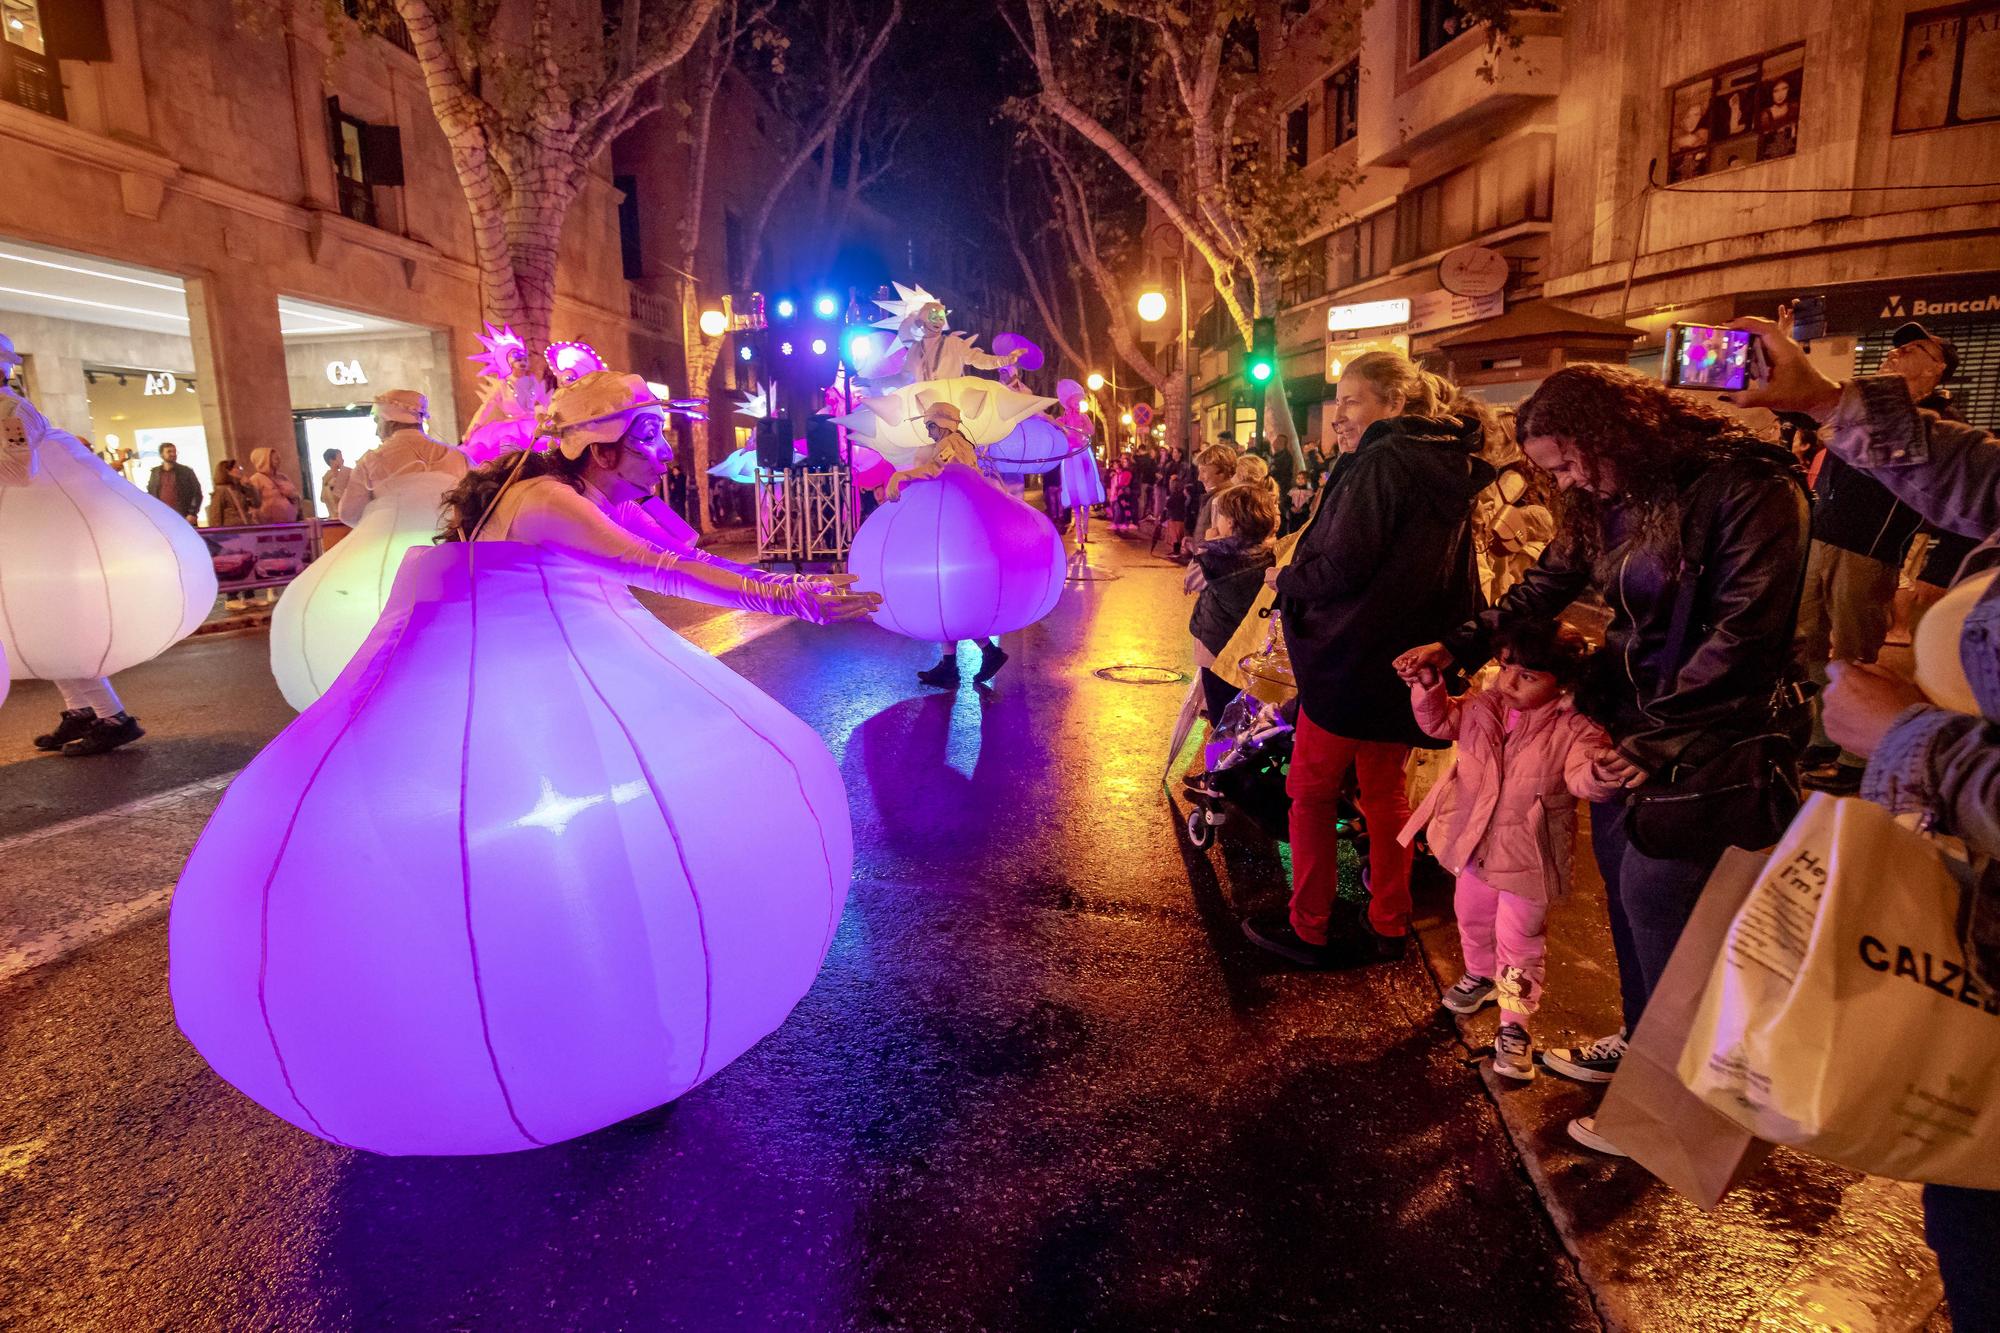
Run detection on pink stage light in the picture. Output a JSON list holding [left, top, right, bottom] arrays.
[[171, 542, 853, 1155], [846, 463, 1066, 642]]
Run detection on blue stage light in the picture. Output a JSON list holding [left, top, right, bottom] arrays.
[[775, 297, 796, 320], [814, 294, 838, 318]]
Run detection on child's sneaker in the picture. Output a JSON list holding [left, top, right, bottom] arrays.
[[1543, 1029, 1627, 1084], [1441, 973, 1495, 1015], [1493, 1023, 1536, 1081]]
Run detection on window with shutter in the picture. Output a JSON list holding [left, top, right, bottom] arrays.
[[0, 0, 68, 118]]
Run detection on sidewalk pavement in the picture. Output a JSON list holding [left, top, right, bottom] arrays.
[[1403, 826, 1950, 1333]]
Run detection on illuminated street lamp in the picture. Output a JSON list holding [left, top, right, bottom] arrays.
[[1119, 411, 1134, 426], [1136, 289, 1168, 324], [1086, 371, 1106, 392], [698, 308, 728, 339]]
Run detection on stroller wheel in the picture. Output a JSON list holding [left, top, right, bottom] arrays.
[[1186, 806, 1215, 848]]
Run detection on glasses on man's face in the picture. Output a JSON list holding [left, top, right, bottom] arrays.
[[1888, 342, 1943, 366]]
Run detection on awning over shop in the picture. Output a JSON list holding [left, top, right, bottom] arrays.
[[1436, 300, 1641, 387]]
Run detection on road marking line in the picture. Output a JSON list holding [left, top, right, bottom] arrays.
[[0, 771, 238, 859], [0, 886, 173, 986]]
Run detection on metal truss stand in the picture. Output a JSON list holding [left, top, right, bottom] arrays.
[[756, 466, 854, 567]]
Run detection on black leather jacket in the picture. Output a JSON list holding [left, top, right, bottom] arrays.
[[1443, 442, 1810, 777]]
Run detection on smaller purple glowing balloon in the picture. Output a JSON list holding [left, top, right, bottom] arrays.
[[992, 333, 1045, 372], [984, 414, 1071, 478], [847, 463, 1066, 642]]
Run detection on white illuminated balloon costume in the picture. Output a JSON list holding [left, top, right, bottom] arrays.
[[0, 347, 217, 687], [849, 461, 1066, 643], [173, 370, 866, 1156], [268, 390, 469, 710]]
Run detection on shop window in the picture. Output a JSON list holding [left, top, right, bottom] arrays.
[[1666, 45, 1804, 182], [325, 97, 405, 229], [1323, 60, 1359, 151], [1894, 3, 2000, 133], [1284, 103, 1310, 169], [615, 173, 644, 280], [1416, 0, 1473, 62]]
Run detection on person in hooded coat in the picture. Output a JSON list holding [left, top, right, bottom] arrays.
[[1242, 350, 1494, 968]]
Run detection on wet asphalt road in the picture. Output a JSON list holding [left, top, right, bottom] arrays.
[[0, 537, 1597, 1331]]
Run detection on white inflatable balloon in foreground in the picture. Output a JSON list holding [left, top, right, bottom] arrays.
[[0, 408, 216, 681], [172, 542, 852, 1155], [269, 470, 456, 710]]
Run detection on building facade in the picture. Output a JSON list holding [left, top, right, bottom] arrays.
[[0, 0, 646, 508], [1545, 0, 2000, 425], [1178, 0, 1999, 446]]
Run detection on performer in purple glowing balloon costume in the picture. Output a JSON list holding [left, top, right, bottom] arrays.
[[460, 322, 551, 464], [1055, 378, 1107, 554], [169, 366, 879, 1157]]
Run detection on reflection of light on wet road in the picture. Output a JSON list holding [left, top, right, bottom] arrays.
[[946, 687, 982, 780]]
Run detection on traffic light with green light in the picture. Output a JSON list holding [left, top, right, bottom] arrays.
[[1247, 317, 1276, 385]]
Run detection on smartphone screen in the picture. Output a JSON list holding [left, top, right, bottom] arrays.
[[1668, 324, 1753, 392]]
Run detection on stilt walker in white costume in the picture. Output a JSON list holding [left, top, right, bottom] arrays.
[[268, 389, 469, 709], [0, 334, 218, 755]]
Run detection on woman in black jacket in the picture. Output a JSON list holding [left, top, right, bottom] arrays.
[[1399, 363, 1810, 1156], [1242, 351, 1494, 969]]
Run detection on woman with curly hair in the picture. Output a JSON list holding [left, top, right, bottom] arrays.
[[1398, 362, 1810, 1157]]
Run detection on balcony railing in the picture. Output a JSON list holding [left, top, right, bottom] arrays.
[[335, 176, 377, 228], [629, 288, 677, 332], [342, 0, 417, 56]]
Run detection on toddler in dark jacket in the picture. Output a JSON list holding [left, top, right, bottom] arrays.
[[1189, 483, 1278, 668]]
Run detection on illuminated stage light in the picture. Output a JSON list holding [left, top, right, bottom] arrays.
[[738, 344, 754, 361], [814, 294, 838, 318], [775, 297, 797, 320], [780, 341, 794, 357], [811, 338, 827, 356]]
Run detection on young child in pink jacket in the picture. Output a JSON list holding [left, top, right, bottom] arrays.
[[1397, 622, 1623, 1080]]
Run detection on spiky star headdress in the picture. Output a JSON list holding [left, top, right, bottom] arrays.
[[468, 322, 529, 379], [732, 385, 775, 420], [871, 282, 945, 333]]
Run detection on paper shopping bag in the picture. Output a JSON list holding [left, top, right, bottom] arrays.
[[1678, 794, 2000, 1187], [1593, 846, 1776, 1208]]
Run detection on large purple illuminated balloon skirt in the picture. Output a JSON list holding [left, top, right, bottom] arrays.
[[847, 463, 1067, 642], [170, 542, 853, 1156]]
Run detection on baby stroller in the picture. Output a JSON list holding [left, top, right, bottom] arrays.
[[1179, 663, 1370, 858], [1182, 683, 1298, 848]]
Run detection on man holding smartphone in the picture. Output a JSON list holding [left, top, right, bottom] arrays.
[[1792, 318, 1961, 792]]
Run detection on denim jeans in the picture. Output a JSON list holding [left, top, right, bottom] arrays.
[[1589, 801, 1725, 1034], [1925, 1184, 2000, 1328]]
